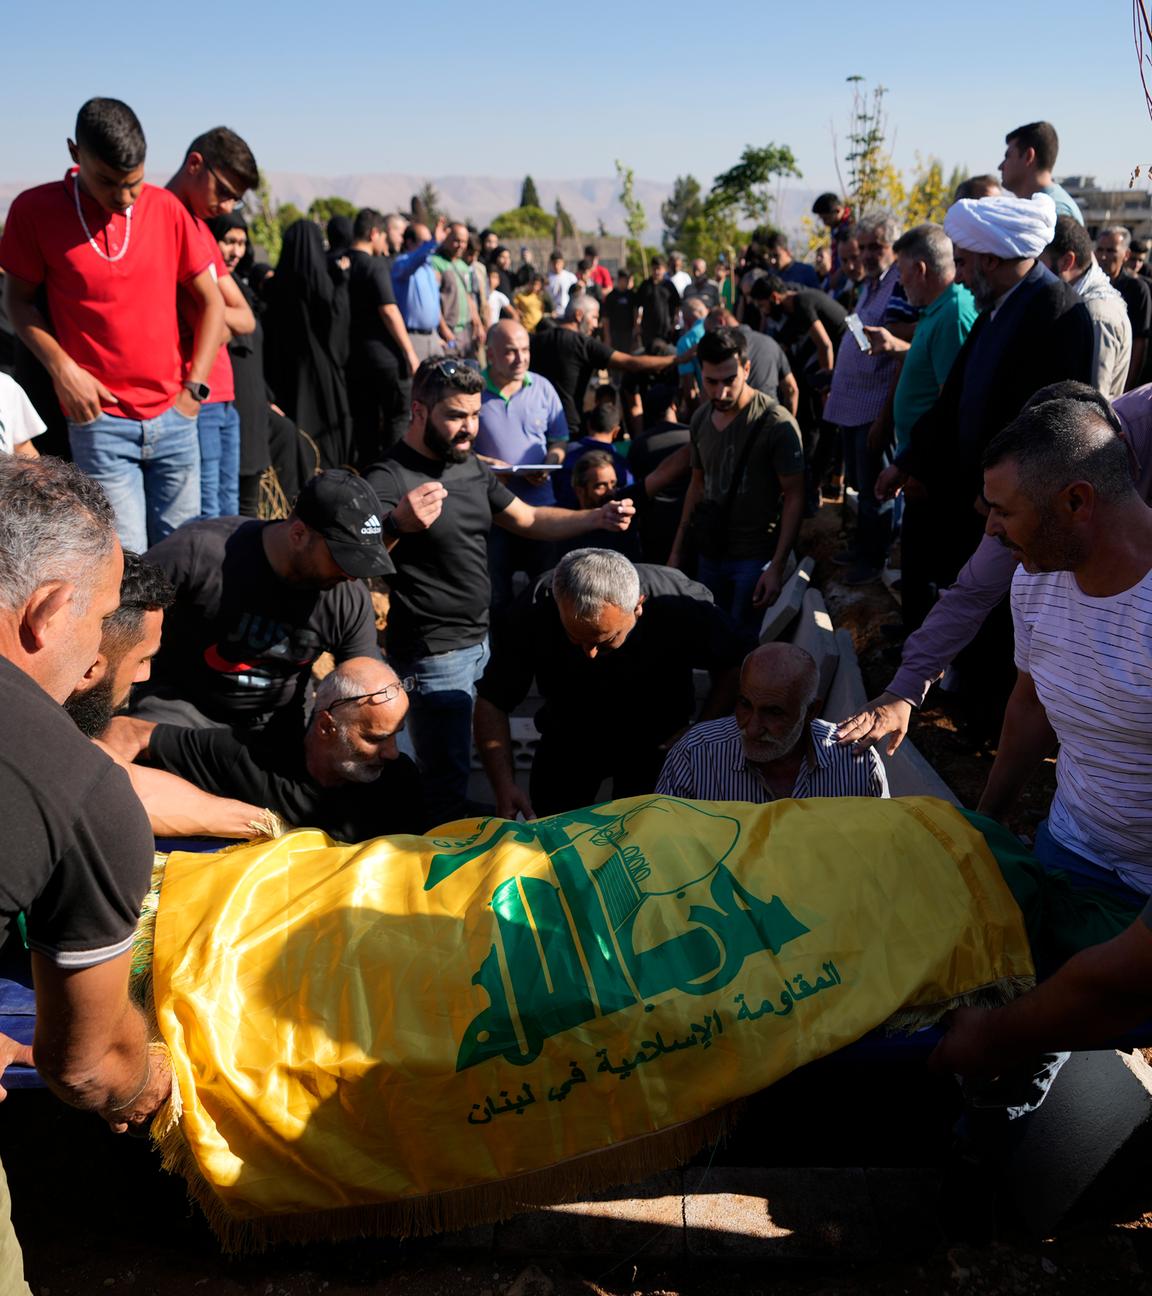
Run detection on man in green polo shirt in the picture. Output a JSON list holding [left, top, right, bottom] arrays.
[[862, 222, 977, 632], [431, 222, 482, 357]]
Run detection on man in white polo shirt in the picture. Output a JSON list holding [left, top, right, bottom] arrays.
[[978, 395, 1152, 903]]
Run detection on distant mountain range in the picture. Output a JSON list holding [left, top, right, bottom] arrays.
[[0, 172, 822, 248]]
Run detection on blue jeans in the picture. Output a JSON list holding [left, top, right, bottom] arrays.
[[393, 637, 490, 828], [697, 555, 765, 636], [840, 421, 893, 569], [197, 401, 241, 517], [69, 405, 201, 552]]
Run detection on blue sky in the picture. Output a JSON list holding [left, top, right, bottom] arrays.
[[3, 1, 1150, 194]]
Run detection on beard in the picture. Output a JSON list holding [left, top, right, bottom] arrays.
[[64, 676, 118, 738], [966, 261, 1000, 312], [741, 713, 807, 764], [424, 414, 474, 464]]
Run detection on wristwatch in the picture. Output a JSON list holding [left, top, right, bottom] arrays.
[[183, 380, 211, 402]]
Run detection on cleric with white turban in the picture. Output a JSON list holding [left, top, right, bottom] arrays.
[[943, 192, 1057, 259]]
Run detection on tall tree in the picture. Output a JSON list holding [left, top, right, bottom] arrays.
[[555, 198, 576, 239], [708, 144, 802, 226], [520, 175, 541, 209], [307, 195, 357, 225], [615, 159, 649, 277], [660, 174, 703, 252], [413, 182, 442, 226]]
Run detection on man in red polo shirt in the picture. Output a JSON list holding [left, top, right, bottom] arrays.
[[0, 97, 224, 552], [167, 125, 260, 519]]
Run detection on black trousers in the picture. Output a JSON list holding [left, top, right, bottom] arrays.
[[530, 734, 667, 818], [348, 360, 412, 466]]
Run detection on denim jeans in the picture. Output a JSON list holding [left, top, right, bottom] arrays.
[[697, 555, 766, 636], [393, 637, 490, 828], [68, 405, 201, 552], [840, 421, 893, 569], [197, 401, 241, 517]]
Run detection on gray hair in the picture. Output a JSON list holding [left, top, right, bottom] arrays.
[[0, 456, 118, 614], [563, 290, 595, 323], [892, 223, 954, 277], [1098, 225, 1132, 249], [551, 549, 640, 618], [312, 657, 400, 727], [854, 210, 903, 247]]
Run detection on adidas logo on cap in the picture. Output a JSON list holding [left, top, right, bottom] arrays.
[[361, 514, 381, 537]]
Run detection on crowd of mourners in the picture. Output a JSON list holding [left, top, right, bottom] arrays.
[[3, 94, 1152, 1284]]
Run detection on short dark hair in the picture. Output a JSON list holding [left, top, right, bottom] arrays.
[[103, 553, 174, 658], [1005, 121, 1060, 173], [186, 126, 258, 194], [954, 174, 1002, 202], [577, 258, 592, 274], [572, 450, 617, 488], [641, 381, 678, 425], [765, 231, 790, 252], [75, 98, 146, 170], [1045, 215, 1093, 272], [650, 255, 667, 269], [584, 244, 598, 257], [353, 207, 385, 241], [585, 401, 622, 436], [751, 274, 788, 300], [1132, 238, 1150, 257], [1023, 380, 1124, 436], [411, 357, 484, 409], [812, 192, 842, 216], [550, 249, 564, 261], [983, 398, 1132, 505], [697, 326, 748, 367]]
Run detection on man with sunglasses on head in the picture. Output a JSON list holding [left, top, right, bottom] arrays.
[[166, 126, 260, 518], [364, 356, 637, 824], [104, 657, 426, 840]]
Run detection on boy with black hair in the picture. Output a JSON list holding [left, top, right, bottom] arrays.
[[999, 121, 1084, 223], [1, 98, 224, 551]]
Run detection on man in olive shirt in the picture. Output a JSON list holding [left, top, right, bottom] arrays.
[[669, 327, 806, 633]]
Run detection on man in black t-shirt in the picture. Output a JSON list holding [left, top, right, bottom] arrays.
[[531, 292, 680, 436], [364, 357, 638, 823], [635, 257, 681, 347], [0, 457, 172, 1278], [604, 267, 637, 351], [107, 657, 427, 841], [752, 276, 849, 376], [135, 470, 391, 739], [1097, 226, 1152, 389], [474, 549, 752, 818], [347, 208, 421, 463]]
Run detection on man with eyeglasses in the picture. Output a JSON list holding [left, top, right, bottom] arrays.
[[167, 126, 260, 518], [364, 356, 637, 824], [132, 469, 390, 743], [104, 657, 426, 841]]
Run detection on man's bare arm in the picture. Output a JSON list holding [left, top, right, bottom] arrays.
[[126, 765, 267, 839]]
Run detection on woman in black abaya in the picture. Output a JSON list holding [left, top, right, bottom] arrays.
[[262, 218, 352, 468]]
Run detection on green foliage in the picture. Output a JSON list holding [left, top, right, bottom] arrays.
[[247, 171, 287, 262], [414, 182, 442, 225], [842, 77, 892, 214], [708, 144, 801, 226], [615, 160, 648, 277], [660, 174, 704, 252], [490, 205, 557, 239], [555, 198, 575, 239], [625, 242, 664, 277], [520, 175, 541, 209], [307, 195, 357, 225]]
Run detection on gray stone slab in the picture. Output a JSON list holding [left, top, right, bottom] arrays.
[[683, 1166, 879, 1261], [1009, 1049, 1152, 1235], [882, 739, 960, 805], [789, 588, 839, 706], [495, 1170, 685, 1257], [758, 556, 812, 644], [823, 629, 869, 722]]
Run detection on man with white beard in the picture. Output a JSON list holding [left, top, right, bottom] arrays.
[[655, 642, 888, 801]]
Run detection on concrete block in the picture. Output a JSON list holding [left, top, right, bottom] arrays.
[[683, 1166, 879, 1261], [758, 556, 813, 644], [789, 588, 839, 705], [882, 740, 960, 805], [496, 1170, 685, 1257], [1008, 1049, 1152, 1234], [823, 629, 869, 722]]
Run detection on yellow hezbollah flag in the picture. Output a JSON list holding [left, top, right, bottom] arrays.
[[149, 795, 1032, 1246]]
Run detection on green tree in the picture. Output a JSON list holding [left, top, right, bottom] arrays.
[[708, 144, 802, 226], [554, 198, 576, 239], [660, 174, 704, 252], [520, 175, 541, 209], [489, 205, 556, 239], [615, 159, 649, 277], [413, 182, 442, 226], [247, 171, 287, 262], [307, 195, 357, 226]]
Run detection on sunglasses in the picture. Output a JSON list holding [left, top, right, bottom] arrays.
[[326, 677, 417, 712], [205, 160, 245, 208]]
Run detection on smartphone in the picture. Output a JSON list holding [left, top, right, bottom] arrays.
[[844, 313, 872, 354]]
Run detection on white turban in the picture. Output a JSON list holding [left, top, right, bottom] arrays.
[[943, 192, 1057, 259]]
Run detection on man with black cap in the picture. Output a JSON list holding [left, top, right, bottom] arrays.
[[131, 469, 391, 740]]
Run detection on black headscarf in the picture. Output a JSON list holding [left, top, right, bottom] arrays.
[[326, 214, 353, 256], [207, 209, 254, 280]]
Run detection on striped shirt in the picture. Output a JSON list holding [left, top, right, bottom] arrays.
[[1012, 564, 1152, 893], [655, 717, 889, 802], [824, 264, 917, 428]]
